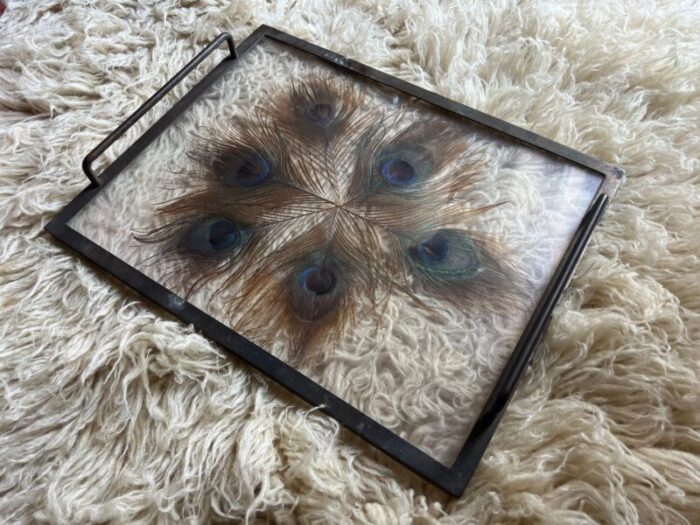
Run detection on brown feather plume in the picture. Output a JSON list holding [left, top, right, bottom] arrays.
[[133, 74, 527, 367]]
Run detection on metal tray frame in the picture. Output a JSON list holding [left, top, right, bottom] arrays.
[[45, 26, 623, 496]]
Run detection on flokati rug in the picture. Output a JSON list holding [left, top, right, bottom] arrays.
[[1, 1, 699, 523]]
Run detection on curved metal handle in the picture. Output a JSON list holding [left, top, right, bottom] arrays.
[[82, 33, 236, 187]]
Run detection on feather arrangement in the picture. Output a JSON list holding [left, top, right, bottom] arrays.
[[135, 74, 526, 366]]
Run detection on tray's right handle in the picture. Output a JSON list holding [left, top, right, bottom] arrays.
[[82, 32, 236, 187]]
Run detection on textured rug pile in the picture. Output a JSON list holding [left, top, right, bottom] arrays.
[[1, 1, 699, 523]]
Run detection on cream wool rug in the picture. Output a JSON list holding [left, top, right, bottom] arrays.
[[1, 1, 699, 523]]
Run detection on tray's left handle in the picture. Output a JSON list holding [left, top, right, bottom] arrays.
[[82, 32, 236, 187]]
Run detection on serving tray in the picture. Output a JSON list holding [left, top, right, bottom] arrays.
[[45, 26, 623, 496]]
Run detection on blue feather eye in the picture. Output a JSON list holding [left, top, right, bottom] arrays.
[[303, 103, 335, 127], [410, 230, 480, 277], [181, 217, 243, 256], [375, 148, 431, 188], [290, 261, 342, 321], [299, 265, 337, 295], [381, 159, 415, 187], [223, 152, 271, 187]]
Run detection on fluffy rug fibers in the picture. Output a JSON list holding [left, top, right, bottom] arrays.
[[1, 1, 699, 523]]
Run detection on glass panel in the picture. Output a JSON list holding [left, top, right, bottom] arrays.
[[69, 38, 602, 465]]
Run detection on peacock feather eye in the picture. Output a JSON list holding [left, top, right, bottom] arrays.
[[181, 217, 244, 256], [302, 102, 335, 127], [410, 230, 481, 278], [287, 79, 347, 132], [375, 147, 431, 188], [221, 151, 271, 188], [299, 265, 337, 295], [289, 260, 343, 321]]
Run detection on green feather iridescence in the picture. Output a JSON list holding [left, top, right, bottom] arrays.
[[409, 230, 481, 278]]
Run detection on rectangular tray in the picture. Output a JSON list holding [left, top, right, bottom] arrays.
[[45, 25, 623, 496]]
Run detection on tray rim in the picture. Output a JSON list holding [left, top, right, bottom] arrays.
[[45, 25, 624, 497]]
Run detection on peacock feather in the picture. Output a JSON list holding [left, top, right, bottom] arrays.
[[134, 75, 526, 365]]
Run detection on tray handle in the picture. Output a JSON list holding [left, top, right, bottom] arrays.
[[82, 32, 236, 187]]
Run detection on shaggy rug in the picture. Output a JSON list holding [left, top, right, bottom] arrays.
[[1, 1, 699, 523]]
